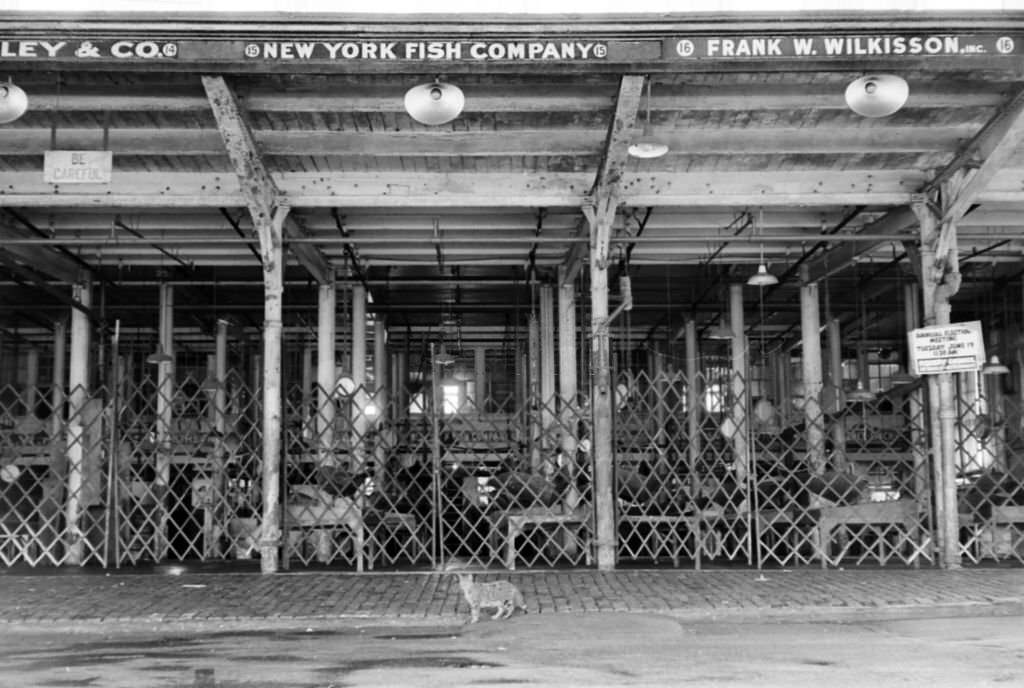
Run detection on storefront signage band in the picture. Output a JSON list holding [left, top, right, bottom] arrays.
[[0, 33, 1018, 64], [668, 34, 1018, 59]]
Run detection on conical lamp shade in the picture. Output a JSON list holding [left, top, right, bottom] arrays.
[[746, 264, 779, 287], [847, 380, 876, 402], [845, 74, 908, 118], [982, 355, 1010, 376], [434, 343, 456, 366], [890, 370, 918, 386], [146, 345, 173, 365], [404, 81, 464, 125], [0, 82, 28, 125], [705, 320, 733, 340], [628, 124, 668, 159]]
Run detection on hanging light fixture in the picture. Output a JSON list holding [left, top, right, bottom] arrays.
[[982, 355, 1010, 376], [847, 379, 877, 402], [434, 342, 456, 367], [146, 344, 172, 365], [747, 264, 779, 288], [404, 77, 464, 126], [705, 316, 733, 340], [844, 74, 909, 118], [747, 209, 778, 287], [0, 79, 28, 125], [628, 75, 668, 159]]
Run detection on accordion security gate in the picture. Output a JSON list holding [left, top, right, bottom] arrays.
[[613, 368, 942, 569], [4, 370, 1024, 570]]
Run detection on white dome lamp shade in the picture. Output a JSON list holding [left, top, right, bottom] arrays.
[[845, 74, 909, 118], [0, 81, 28, 124], [747, 263, 779, 287], [404, 79, 465, 126], [628, 76, 668, 159]]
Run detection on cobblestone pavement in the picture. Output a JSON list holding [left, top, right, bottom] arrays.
[[1, 567, 1022, 627]]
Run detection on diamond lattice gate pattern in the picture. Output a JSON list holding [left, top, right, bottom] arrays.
[[953, 373, 1024, 565], [612, 367, 936, 570], [4, 358, 1024, 571]]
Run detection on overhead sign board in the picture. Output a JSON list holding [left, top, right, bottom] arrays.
[[667, 34, 1019, 59], [43, 150, 112, 184], [908, 320, 985, 376]]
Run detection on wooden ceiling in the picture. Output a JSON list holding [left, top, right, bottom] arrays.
[[0, 12, 1022, 361]]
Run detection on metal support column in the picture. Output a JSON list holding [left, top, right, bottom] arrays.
[[316, 275, 336, 466], [729, 283, 750, 481], [799, 266, 827, 476], [64, 279, 92, 565]]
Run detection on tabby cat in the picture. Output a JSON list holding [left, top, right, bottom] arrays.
[[444, 561, 527, 623]]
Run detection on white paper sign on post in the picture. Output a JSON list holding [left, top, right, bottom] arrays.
[[908, 320, 985, 375], [43, 150, 112, 184]]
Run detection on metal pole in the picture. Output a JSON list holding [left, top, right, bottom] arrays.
[[528, 312, 541, 472], [374, 316, 388, 421], [827, 318, 847, 468], [351, 284, 367, 471], [64, 278, 92, 565], [25, 347, 39, 416], [317, 276, 336, 466], [473, 346, 487, 408], [155, 283, 174, 562], [104, 321, 121, 568], [685, 318, 702, 569], [799, 266, 827, 476], [729, 283, 750, 482], [558, 270, 580, 553], [540, 284, 556, 462]]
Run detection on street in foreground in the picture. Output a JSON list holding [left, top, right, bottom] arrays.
[[2, 612, 1022, 687]]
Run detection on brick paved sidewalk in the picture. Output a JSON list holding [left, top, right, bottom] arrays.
[[1, 568, 1022, 627]]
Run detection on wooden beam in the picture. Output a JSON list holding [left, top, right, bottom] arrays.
[[590, 74, 644, 202], [202, 75, 331, 284], [0, 169, 933, 208], [0, 126, 976, 157]]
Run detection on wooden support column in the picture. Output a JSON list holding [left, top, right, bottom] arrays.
[[316, 275, 336, 466], [583, 73, 644, 571], [258, 210, 286, 572], [799, 266, 827, 476], [205, 74, 336, 573], [64, 279, 91, 565], [729, 283, 750, 481], [585, 198, 616, 571], [914, 199, 962, 569]]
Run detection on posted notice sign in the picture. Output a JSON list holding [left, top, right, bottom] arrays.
[[908, 321, 985, 375], [44, 150, 112, 184]]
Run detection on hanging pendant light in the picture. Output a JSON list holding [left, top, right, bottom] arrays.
[[847, 379, 877, 403], [628, 76, 668, 159], [404, 78, 464, 126], [146, 345, 172, 365], [705, 316, 733, 340], [982, 355, 1010, 376], [747, 263, 779, 287], [434, 342, 456, 366], [746, 209, 778, 287], [0, 80, 28, 124], [844, 74, 909, 118]]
